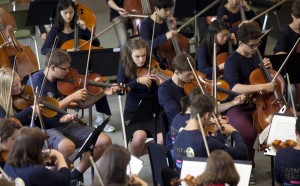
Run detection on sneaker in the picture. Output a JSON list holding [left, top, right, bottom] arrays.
[[249, 172, 257, 185], [70, 180, 84, 186], [103, 124, 115, 133]]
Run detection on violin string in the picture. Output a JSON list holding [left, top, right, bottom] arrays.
[[83, 24, 95, 90], [212, 36, 218, 114], [6, 56, 17, 117], [197, 113, 210, 157]]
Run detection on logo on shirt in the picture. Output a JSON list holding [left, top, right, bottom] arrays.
[[185, 147, 195, 157]]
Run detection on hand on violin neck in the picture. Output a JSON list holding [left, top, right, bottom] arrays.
[[77, 19, 87, 30], [232, 95, 246, 106], [262, 58, 272, 69], [59, 114, 74, 123], [167, 16, 177, 29], [117, 8, 128, 16], [31, 104, 44, 115], [48, 149, 68, 170], [241, 0, 250, 12]]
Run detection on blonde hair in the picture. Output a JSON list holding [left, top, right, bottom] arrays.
[[0, 67, 17, 116]]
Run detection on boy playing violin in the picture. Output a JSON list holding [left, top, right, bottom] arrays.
[[27, 49, 114, 186], [173, 94, 248, 171]]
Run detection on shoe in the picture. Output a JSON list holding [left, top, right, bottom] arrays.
[[95, 112, 104, 125], [249, 172, 257, 185], [103, 124, 115, 133], [70, 180, 84, 186]]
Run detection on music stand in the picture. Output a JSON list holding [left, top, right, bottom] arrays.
[[26, 0, 59, 26], [68, 48, 121, 76], [125, 96, 161, 144], [267, 53, 300, 84], [69, 117, 110, 163]]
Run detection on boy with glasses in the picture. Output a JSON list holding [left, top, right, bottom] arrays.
[[223, 23, 275, 185]]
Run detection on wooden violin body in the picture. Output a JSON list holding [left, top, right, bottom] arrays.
[[0, 8, 38, 79]]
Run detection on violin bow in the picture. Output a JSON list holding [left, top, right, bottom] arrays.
[[176, 0, 220, 33], [5, 56, 17, 117], [83, 24, 95, 91], [186, 57, 222, 131], [89, 156, 104, 186], [212, 37, 218, 114], [74, 20, 122, 51], [148, 13, 157, 76], [271, 37, 300, 84], [197, 113, 210, 157], [118, 95, 128, 148], [286, 73, 297, 119]]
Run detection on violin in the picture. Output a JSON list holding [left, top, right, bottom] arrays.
[[0, 8, 39, 79], [272, 139, 297, 151], [13, 84, 86, 124], [157, 19, 190, 71], [123, 0, 155, 35], [137, 59, 173, 85]]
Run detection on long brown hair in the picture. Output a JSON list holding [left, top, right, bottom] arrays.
[[195, 150, 240, 186], [6, 127, 45, 167], [120, 37, 150, 79], [92, 144, 131, 186]]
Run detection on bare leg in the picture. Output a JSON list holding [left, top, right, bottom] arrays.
[[58, 138, 76, 159], [129, 130, 147, 158]]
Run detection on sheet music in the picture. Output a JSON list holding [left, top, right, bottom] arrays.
[[126, 155, 143, 175], [264, 115, 297, 156], [180, 159, 252, 186]]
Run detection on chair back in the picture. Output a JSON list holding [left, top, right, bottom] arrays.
[[148, 143, 175, 186], [10, 9, 35, 37]]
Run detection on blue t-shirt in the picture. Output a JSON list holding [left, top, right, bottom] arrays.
[[273, 25, 300, 54], [217, 5, 256, 25], [275, 147, 300, 185], [170, 113, 190, 148]]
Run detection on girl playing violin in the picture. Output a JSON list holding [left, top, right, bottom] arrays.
[[41, 0, 115, 132], [117, 37, 163, 158], [195, 150, 240, 186], [0, 67, 38, 124], [28, 49, 113, 185], [173, 94, 248, 171], [196, 19, 237, 79], [92, 144, 148, 186], [4, 127, 70, 186], [0, 118, 21, 168], [275, 115, 300, 185]]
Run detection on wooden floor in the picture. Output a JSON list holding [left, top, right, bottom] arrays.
[[1, 0, 295, 185]]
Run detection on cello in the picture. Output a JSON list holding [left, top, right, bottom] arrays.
[[123, 0, 155, 35], [0, 8, 39, 79]]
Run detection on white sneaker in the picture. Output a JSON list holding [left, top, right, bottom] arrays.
[[103, 124, 115, 133]]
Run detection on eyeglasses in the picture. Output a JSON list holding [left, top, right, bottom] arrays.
[[244, 40, 262, 49], [55, 65, 69, 71]]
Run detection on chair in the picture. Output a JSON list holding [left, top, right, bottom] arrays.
[[148, 143, 175, 186], [10, 9, 40, 69]]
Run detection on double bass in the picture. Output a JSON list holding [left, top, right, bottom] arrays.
[[0, 8, 38, 79]]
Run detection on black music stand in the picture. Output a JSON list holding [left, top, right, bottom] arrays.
[[125, 96, 162, 144], [68, 48, 121, 77], [69, 117, 110, 163], [26, 0, 59, 26], [268, 53, 300, 84]]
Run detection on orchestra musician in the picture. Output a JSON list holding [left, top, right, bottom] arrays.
[[117, 37, 162, 158], [92, 144, 148, 186], [41, 0, 115, 132], [195, 150, 240, 186], [0, 118, 21, 168], [0, 67, 38, 124], [4, 127, 70, 186], [196, 19, 237, 79], [173, 94, 248, 171], [223, 23, 275, 185], [27, 49, 113, 186], [273, 0, 300, 110], [139, 0, 177, 65], [275, 115, 300, 185], [106, 0, 129, 48]]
